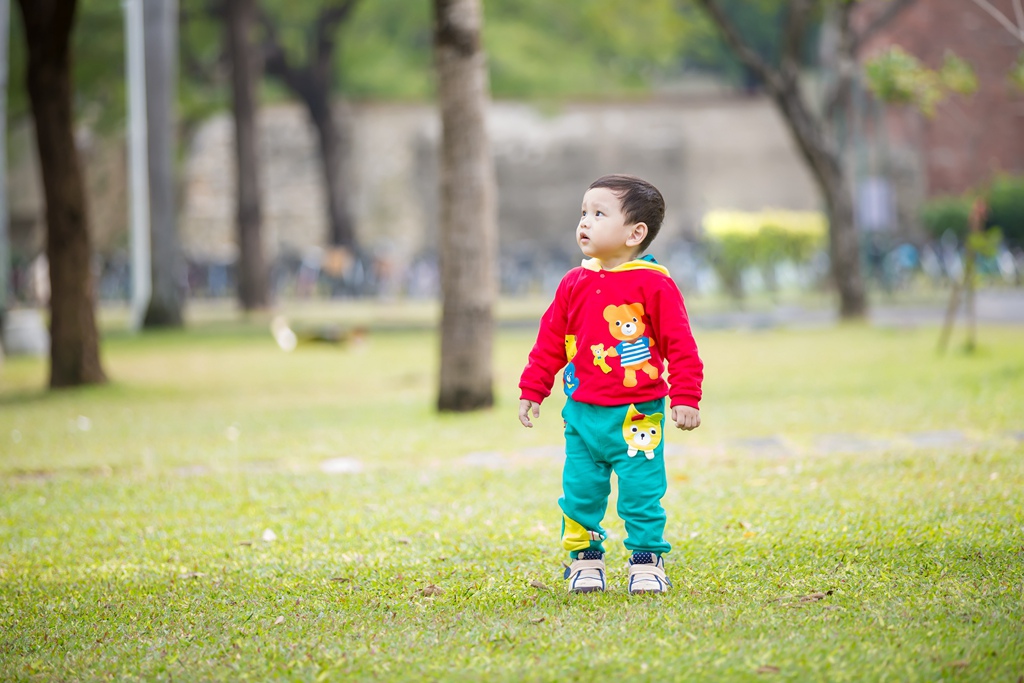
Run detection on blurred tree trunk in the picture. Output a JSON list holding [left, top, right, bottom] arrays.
[[16, 0, 106, 387], [226, 0, 267, 309], [261, 1, 357, 250], [772, 55, 864, 318], [434, 0, 497, 411], [0, 0, 10, 332], [695, 0, 917, 320], [143, 0, 185, 327], [307, 86, 352, 250]]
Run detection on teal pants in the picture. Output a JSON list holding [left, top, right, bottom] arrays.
[[559, 397, 671, 558]]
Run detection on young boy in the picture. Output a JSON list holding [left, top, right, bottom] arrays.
[[518, 174, 703, 595]]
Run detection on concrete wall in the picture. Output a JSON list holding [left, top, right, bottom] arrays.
[[179, 97, 821, 270], [7, 126, 127, 261]]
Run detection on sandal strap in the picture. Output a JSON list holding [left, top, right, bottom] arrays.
[[628, 563, 667, 580], [566, 558, 605, 580], [569, 559, 604, 574]]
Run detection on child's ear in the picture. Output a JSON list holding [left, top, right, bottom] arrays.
[[626, 222, 648, 248]]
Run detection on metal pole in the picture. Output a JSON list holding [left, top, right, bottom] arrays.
[[0, 0, 10, 328], [123, 0, 151, 331]]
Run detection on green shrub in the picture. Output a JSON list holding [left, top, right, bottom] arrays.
[[986, 175, 1024, 248], [920, 195, 971, 242], [921, 176, 1024, 248]]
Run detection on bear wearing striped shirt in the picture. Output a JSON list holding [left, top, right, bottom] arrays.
[[602, 302, 661, 389]]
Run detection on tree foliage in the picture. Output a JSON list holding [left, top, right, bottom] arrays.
[[1012, 53, 1024, 92], [484, 0, 689, 98], [179, 0, 230, 127], [332, 0, 696, 99], [677, 0, 822, 88], [864, 46, 978, 117], [8, 0, 802, 132], [8, 0, 124, 133]]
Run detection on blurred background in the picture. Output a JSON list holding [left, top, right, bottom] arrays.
[[2, 0, 1023, 360]]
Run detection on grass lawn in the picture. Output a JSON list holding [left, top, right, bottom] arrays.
[[1, 313, 1022, 681]]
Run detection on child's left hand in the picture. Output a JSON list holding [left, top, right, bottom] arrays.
[[671, 405, 701, 431]]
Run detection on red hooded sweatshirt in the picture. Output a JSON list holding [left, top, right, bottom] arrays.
[[519, 256, 703, 409]]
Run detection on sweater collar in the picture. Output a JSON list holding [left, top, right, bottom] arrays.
[[581, 254, 669, 276]]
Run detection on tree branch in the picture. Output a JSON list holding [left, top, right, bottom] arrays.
[[1014, 0, 1024, 32], [823, 3, 856, 122], [850, 0, 919, 54], [968, 0, 1024, 43], [694, 0, 783, 92], [314, 0, 360, 75], [259, 1, 359, 99], [316, 0, 359, 53], [259, 7, 312, 99], [781, 0, 815, 83]]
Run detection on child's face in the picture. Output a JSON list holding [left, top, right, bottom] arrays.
[[577, 187, 643, 265]]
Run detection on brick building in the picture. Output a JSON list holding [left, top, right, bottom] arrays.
[[859, 0, 1024, 196]]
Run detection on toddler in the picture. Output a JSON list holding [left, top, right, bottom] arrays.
[[518, 174, 703, 594]]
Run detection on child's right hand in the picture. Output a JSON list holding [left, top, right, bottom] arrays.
[[519, 399, 540, 428]]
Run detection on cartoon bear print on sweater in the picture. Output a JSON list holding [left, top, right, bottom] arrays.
[[603, 303, 661, 388], [590, 344, 613, 374], [563, 335, 579, 396], [621, 404, 664, 459]]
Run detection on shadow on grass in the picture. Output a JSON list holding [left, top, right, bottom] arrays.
[[0, 387, 50, 407]]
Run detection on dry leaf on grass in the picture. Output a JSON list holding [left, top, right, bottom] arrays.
[[330, 577, 351, 583], [529, 580, 550, 591], [530, 617, 545, 624], [273, 616, 285, 626], [237, 541, 252, 546], [756, 665, 780, 674], [770, 589, 833, 605], [419, 584, 444, 596], [800, 592, 828, 602], [944, 660, 969, 669]]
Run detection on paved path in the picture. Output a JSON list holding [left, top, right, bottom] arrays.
[[696, 288, 1024, 330], [146, 429, 1024, 480], [442, 430, 1023, 470]]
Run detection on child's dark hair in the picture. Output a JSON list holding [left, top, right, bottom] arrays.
[[588, 174, 666, 253]]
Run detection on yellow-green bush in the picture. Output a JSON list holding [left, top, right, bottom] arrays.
[[702, 210, 827, 298]]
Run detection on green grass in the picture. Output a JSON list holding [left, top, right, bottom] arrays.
[[1, 317, 1023, 681]]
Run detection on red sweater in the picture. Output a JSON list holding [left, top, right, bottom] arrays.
[[519, 256, 703, 409]]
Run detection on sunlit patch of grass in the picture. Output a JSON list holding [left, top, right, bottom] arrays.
[[1, 321, 1023, 680]]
